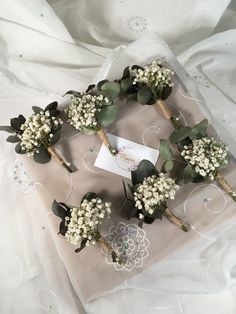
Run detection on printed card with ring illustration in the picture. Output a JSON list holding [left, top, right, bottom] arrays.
[[94, 134, 159, 179]]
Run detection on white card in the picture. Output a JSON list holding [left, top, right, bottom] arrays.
[[94, 134, 159, 179]]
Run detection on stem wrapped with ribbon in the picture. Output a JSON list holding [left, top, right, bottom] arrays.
[[64, 83, 120, 156], [0, 102, 73, 173], [52, 192, 122, 264], [123, 160, 190, 232]]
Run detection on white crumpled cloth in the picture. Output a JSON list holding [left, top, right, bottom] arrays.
[[0, 0, 236, 313]]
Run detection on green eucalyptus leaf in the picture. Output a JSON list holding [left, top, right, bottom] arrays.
[[97, 105, 118, 127], [0, 126, 15, 133], [131, 159, 158, 186], [190, 119, 208, 140], [15, 143, 25, 154], [146, 97, 156, 105], [122, 66, 130, 79], [50, 109, 60, 117], [81, 192, 97, 203], [143, 215, 155, 224], [97, 79, 108, 91], [137, 85, 153, 105], [131, 65, 144, 71], [101, 82, 121, 99], [6, 135, 20, 143], [64, 90, 82, 97], [121, 78, 133, 93], [182, 164, 196, 183], [11, 115, 26, 131], [52, 200, 67, 219], [58, 220, 68, 235], [170, 126, 191, 144], [128, 204, 139, 220], [127, 93, 137, 103], [50, 132, 61, 145], [34, 148, 51, 164], [75, 239, 87, 253], [32, 106, 43, 114], [164, 160, 174, 172], [86, 84, 95, 93], [161, 86, 172, 100], [45, 101, 58, 111], [159, 139, 172, 161]]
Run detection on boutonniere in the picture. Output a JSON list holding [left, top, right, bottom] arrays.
[[169, 119, 236, 201], [123, 159, 190, 232], [119, 60, 180, 127], [0, 102, 73, 173], [65, 82, 120, 155], [52, 192, 121, 263]]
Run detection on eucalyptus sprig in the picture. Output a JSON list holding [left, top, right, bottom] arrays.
[[169, 119, 236, 201], [0, 102, 73, 173], [118, 60, 180, 128], [65, 84, 120, 155], [123, 160, 190, 232], [52, 192, 122, 263]]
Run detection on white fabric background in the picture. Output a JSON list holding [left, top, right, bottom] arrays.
[[0, 0, 236, 313]]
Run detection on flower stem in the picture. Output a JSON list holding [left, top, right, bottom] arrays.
[[47, 146, 73, 173], [216, 172, 236, 202], [96, 231, 122, 264], [97, 128, 117, 155], [156, 100, 181, 128], [163, 208, 191, 232]]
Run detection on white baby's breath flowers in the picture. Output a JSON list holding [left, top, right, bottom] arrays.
[[18, 111, 63, 156], [131, 60, 174, 91], [134, 174, 179, 215], [65, 198, 112, 246], [181, 137, 228, 180], [65, 94, 109, 131]]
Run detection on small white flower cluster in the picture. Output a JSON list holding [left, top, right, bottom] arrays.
[[65, 198, 112, 246], [18, 111, 63, 156], [65, 94, 109, 130], [134, 174, 179, 215], [181, 137, 228, 180], [131, 60, 174, 91]]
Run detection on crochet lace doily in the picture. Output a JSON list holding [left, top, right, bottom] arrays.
[[103, 222, 150, 271]]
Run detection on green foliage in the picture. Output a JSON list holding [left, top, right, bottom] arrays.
[[122, 66, 130, 79], [97, 105, 118, 127], [182, 164, 196, 183], [32, 106, 43, 114], [52, 200, 68, 219], [189, 119, 208, 140], [10, 115, 26, 132], [6, 135, 20, 143], [101, 82, 121, 99], [50, 132, 61, 145], [75, 239, 87, 253], [97, 79, 108, 91], [137, 85, 153, 105], [131, 159, 158, 186], [159, 139, 172, 161], [15, 142, 25, 154], [0, 126, 15, 133], [160, 86, 172, 100], [163, 160, 174, 172], [170, 126, 191, 143], [33, 148, 51, 164]]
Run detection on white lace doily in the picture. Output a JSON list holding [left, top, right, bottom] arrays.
[[103, 222, 150, 271], [8, 158, 35, 194]]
